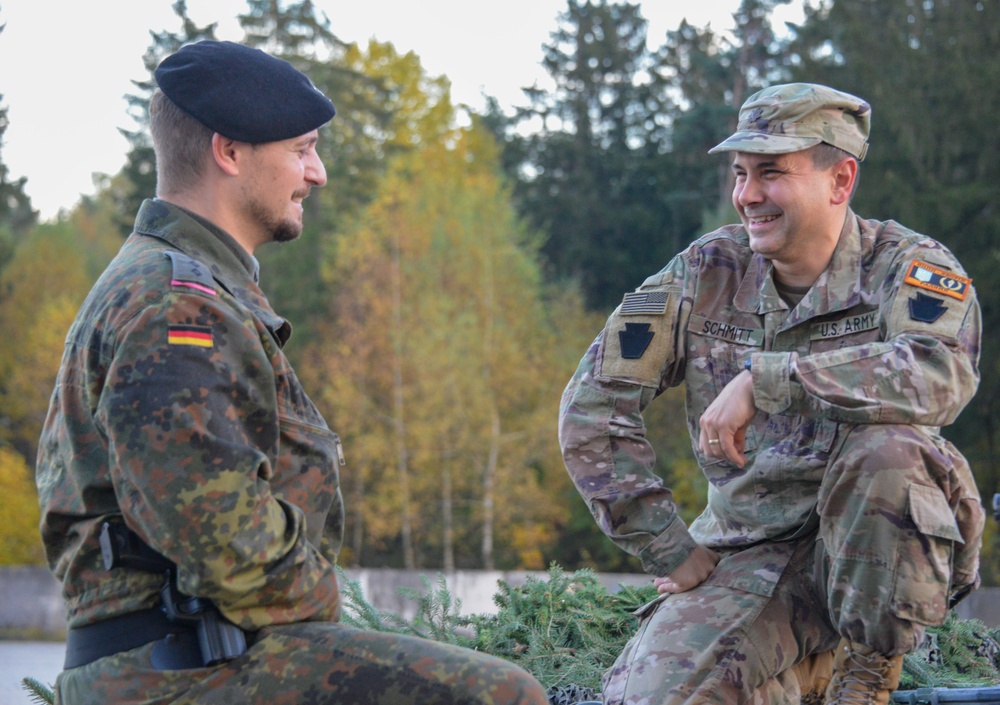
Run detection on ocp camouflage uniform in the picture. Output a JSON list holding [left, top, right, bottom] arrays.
[[558, 212, 984, 704], [37, 199, 548, 705]]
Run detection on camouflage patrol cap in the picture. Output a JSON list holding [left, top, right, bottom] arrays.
[[708, 83, 871, 160]]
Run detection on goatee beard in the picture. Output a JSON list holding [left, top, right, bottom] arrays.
[[271, 220, 302, 244], [248, 200, 303, 244]]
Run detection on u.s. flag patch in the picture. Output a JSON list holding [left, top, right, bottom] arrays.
[[620, 291, 669, 315], [903, 260, 971, 301], [168, 325, 213, 348]]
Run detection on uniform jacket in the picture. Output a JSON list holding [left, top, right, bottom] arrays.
[[559, 211, 981, 592], [36, 199, 344, 631]]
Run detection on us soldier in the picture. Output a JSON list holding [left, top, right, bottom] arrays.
[[558, 83, 984, 704], [36, 40, 549, 705]]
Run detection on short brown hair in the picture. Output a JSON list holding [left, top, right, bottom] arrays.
[[149, 90, 214, 195], [811, 143, 861, 197]]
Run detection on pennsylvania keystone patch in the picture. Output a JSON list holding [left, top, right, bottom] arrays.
[[619, 322, 654, 359], [908, 292, 947, 323]]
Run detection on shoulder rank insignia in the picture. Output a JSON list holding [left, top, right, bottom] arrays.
[[903, 260, 971, 301], [165, 251, 217, 297], [168, 325, 213, 348]]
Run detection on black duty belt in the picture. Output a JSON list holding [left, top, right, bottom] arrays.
[[64, 607, 198, 669]]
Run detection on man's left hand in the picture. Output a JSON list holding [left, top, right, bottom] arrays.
[[698, 370, 756, 468]]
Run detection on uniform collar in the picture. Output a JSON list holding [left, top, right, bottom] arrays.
[[133, 198, 292, 346], [734, 210, 865, 322], [134, 199, 260, 287]]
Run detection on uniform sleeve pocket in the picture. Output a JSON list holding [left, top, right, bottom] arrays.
[[909, 484, 963, 543], [889, 484, 962, 625], [597, 289, 678, 387]]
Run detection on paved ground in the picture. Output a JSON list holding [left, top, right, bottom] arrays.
[[1, 641, 64, 704]]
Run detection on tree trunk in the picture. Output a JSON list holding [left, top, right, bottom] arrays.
[[442, 460, 454, 572], [350, 464, 364, 567], [481, 403, 500, 570], [390, 217, 415, 569]]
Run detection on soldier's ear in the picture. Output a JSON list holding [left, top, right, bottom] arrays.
[[211, 133, 242, 177], [829, 157, 857, 206]]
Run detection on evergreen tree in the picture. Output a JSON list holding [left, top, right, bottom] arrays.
[[644, 0, 795, 250], [0, 97, 36, 270], [238, 0, 333, 54], [0, 12, 38, 270], [655, 19, 739, 249], [498, 0, 677, 311], [489, 0, 795, 312]]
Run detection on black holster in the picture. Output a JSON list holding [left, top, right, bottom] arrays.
[[63, 522, 250, 670]]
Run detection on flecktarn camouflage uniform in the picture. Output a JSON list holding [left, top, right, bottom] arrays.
[[37, 199, 547, 705], [559, 212, 984, 705]]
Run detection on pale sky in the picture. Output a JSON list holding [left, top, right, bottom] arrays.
[[0, 0, 804, 221]]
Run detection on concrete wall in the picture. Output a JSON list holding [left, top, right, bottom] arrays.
[[0, 566, 65, 637], [2, 564, 998, 638], [341, 568, 651, 623], [952, 587, 1000, 627], [0, 566, 648, 638]]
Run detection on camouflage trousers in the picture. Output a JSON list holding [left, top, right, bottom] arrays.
[[602, 424, 984, 705], [55, 620, 549, 705]]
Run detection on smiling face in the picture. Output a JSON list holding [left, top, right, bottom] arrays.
[[239, 130, 327, 246], [731, 148, 854, 285]]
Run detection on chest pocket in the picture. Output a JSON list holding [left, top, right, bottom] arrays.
[[685, 313, 764, 398], [685, 313, 765, 457], [255, 319, 344, 556], [273, 354, 343, 546]]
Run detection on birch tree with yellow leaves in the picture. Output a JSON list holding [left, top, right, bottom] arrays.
[[303, 122, 596, 570]]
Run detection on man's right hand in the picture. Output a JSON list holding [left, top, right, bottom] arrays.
[[653, 545, 720, 594]]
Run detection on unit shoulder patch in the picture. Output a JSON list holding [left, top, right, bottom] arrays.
[[903, 260, 971, 301]]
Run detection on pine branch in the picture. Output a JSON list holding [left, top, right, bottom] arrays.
[[336, 567, 474, 644], [336, 566, 408, 634], [338, 563, 1000, 696], [21, 677, 54, 705], [464, 564, 658, 690], [394, 574, 475, 647], [899, 611, 1000, 689]]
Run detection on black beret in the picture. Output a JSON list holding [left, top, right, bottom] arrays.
[[154, 40, 336, 143]]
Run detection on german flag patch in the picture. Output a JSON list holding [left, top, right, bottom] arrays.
[[168, 325, 213, 348], [903, 260, 971, 301]]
